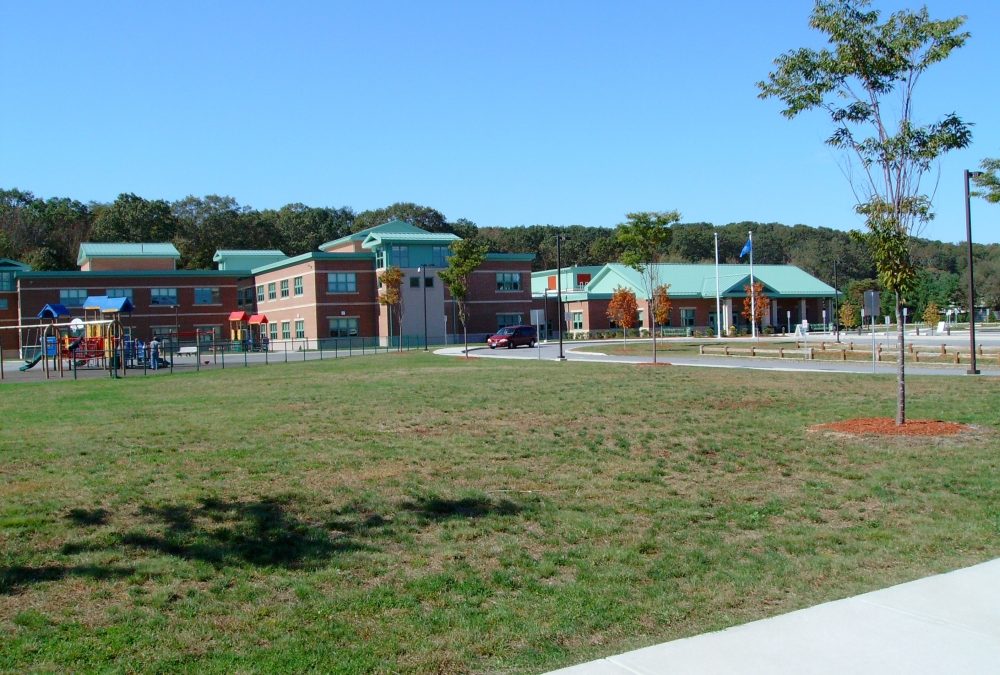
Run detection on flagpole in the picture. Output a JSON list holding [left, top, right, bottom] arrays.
[[749, 230, 757, 340], [714, 231, 722, 340]]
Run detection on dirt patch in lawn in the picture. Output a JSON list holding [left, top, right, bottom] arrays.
[[810, 417, 972, 437]]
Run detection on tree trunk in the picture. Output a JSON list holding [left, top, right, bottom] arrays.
[[649, 298, 657, 364], [463, 323, 468, 358], [896, 292, 906, 425]]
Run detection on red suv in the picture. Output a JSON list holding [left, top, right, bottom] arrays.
[[487, 325, 537, 349]]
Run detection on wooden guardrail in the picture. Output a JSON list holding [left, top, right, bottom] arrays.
[[700, 341, 1000, 365]]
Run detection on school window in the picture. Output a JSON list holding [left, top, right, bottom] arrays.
[[389, 245, 409, 268], [0, 298, 8, 310], [329, 317, 359, 337], [151, 326, 173, 339], [150, 288, 177, 306], [294, 319, 305, 338], [409, 277, 420, 288], [637, 309, 645, 328], [496, 273, 520, 291], [106, 288, 133, 302], [572, 312, 584, 330], [281, 321, 291, 339], [280, 279, 289, 298], [327, 273, 357, 293], [431, 246, 449, 267], [256, 285, 265, 302], [267, 282, 276, 300], [424, 276, 434, 288], [58, 289, 87, 307], [496, 313, 522, 328], [0, 271, 15, 291], [194, 287, 220, 305], [269, 322, 278, 341], [681, 308, 696, 327], [293, 276, 303, 296]]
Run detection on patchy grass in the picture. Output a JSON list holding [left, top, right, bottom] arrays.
[[2, 354, 999, 672]]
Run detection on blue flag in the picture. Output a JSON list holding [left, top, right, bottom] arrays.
[[740, 238, 752, 258]]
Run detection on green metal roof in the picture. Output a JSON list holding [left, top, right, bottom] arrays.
[[486, 253, 535, 262], [77, 242, 181, 266], [250, 251, 374, 275], [361, 231, 460, 249], [0, 258, 31, 271], [19, 269, 248, 279], [319, 220, 431, 251], [213, 249, 288, 271], [586, 263, 836, 298]]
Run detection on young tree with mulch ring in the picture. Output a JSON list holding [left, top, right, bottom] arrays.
[[606, 286, 638, 346], [840, 301, 860, 331], [923, 301, 940, 334], [653, 284, 672, 335]]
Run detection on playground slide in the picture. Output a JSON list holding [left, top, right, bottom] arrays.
[[19, 353, 43, 372]]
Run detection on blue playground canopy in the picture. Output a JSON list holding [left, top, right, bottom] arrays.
[[82, 296, 135, 313], [37, 304, 71, 319]]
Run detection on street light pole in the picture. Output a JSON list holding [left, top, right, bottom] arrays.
[[556, 235, 567, 360], [965, 169, 983, 375], [419, 265, 428, 351], [833, 259, 840, 343]]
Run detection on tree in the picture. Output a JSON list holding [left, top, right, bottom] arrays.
[[653, 284, 672, 332], [90, 193, 177, 243], [840, 300, 860, 329], [271, 203, 355, 255], [616, 210, 680, 363], [742, 282, 770, 334], [922, 301, 940, 332], [759, 0, 972, 425], [438, 238, 488, 357], [973, 158, 1000, 203], [378, 266, 405, 351], [354, 203, 449, 233], [606, 287, 638, 345]]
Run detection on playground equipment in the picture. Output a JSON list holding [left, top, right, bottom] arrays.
[[0, 297, 133, 380], [248, 314, 269, 351], [229, 311, 249, 351]]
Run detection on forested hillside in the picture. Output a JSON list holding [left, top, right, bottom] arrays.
[[3, 188, 998, 316]]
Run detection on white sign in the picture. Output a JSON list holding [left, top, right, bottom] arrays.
[[530, 309, 544, 325]]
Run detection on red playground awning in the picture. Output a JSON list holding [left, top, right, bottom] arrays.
[[248, 314, 269, 325], [228, 311, 250, 322]]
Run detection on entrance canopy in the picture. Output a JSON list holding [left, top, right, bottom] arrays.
[[228, 311, 250, 322], [248, 314, 269, 325]]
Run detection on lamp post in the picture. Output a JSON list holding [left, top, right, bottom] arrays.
[[556, 234, 567, 360], [418, 265, 429, 351], [965, 169, 983, 375]]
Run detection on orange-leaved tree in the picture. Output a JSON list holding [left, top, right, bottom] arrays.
[[606, 286, 638, 346], [378, 266, 404, 351], [653, 284, 671, 335], [742, 282, 769, 335]]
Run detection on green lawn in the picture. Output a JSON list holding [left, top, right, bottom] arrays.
[[2, 354, 999, 672]]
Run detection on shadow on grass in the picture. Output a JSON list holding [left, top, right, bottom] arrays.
[[400, 495, 526, 520], [65, 508, 110, 526], [118, 496, 376, 569], [1, 564, 135, 594]]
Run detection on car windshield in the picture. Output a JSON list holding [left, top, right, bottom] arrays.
[[496, 327, 514, 335]]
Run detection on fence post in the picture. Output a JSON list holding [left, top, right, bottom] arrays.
[[196, 340, 201, 372], [319, 339, 323, 360], [284, 341, 288, 363], [303, 339, 307, 362], [244, 346, 248, 367]]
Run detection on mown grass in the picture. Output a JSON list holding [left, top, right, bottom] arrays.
[[1, 353, 999, 672]]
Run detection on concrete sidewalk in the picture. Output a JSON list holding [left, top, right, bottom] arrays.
[[549, 558, 1000, 675]]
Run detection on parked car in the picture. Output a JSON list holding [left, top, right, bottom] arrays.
[[487, 325, 537, 349]]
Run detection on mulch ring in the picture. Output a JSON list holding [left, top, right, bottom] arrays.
[[810, 417, 973, 437]]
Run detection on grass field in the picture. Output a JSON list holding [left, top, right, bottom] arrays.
[[2, 353, 999, 672]]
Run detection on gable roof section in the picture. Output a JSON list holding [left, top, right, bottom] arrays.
[[0, 258, 31, 271], [77, 242, 180, 266], [250, 251, 374, 275], [586, 263, 835, 298], [360, 231, 460, 249], [213, 249, 287, 271], [319, 220, 431, 251]]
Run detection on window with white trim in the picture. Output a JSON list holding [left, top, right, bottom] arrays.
[[60, 289, 87, 307], [269, 322, 278, 341], [294, 319, 305, 338], [572, 312, 584, 330], [267, 282, 276, 300], [327, 273, 357, 293], [389, 245, 409, 268], [681, 308, 696, 327], [194, 287, 220, 305], [281, 321, 291, 339], [150, 288, 177, 306], [496, 273, 520, 292], [329, 317, 359, 337], [280, 279, 289, 298], [256, 285, 265, 302], [293, 276, 303, 296]]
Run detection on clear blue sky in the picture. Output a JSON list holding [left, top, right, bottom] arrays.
[[2, 1, 997, 243]]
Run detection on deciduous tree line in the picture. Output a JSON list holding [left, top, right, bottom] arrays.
[[2, 188, 998, 317]]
